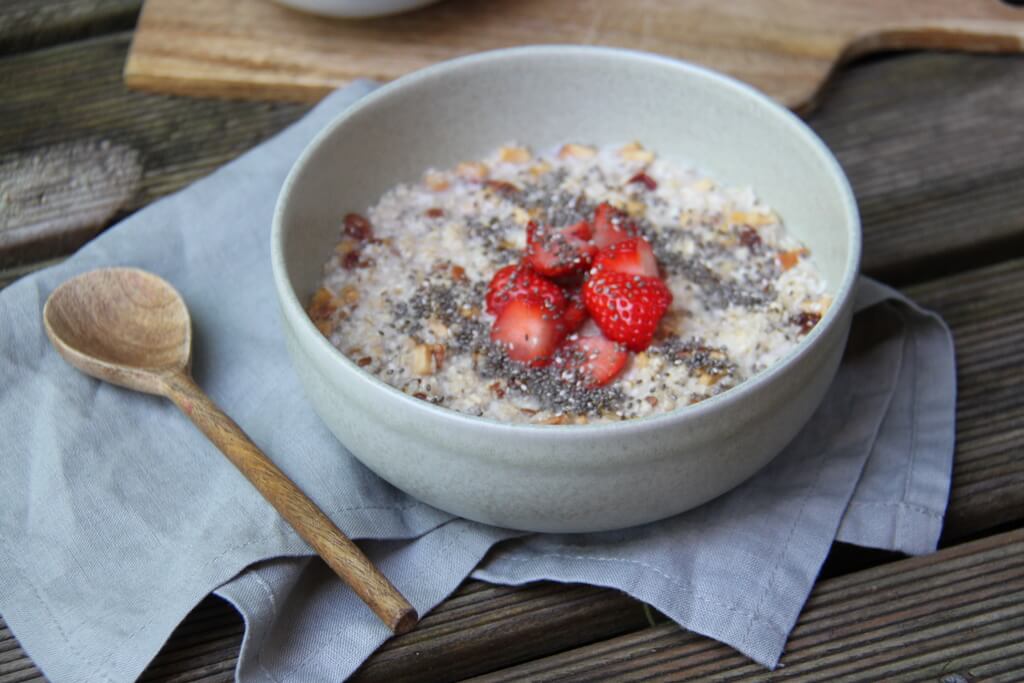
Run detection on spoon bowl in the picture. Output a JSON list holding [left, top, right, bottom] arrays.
[[43, 268, 191, 395]]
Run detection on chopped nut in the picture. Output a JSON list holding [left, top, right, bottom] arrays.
[[519, 407, 539, 416], [498, 146, 531, 163], [411, 344, 435, 376], [574, 415, 590, 425], [450, 264, 467, 281], [625, 200, 646, 217], [528, 161, 552, 177], [693, 178, 716, 192], [792, 311, 822, 335], [427, 317, 449, 340], [308, 287, 337, 317], [729, 210, 776, 227], [425, 207, 445, 218], [340, 285, 360, 306], [619, 142, 655, 163], [484, 179, 519, 196], [699, 371, 722, 387], [777, 248, 808, 271], [431, 344, 446, 371], [314, 320, 334, 336], [460, 305, 480, 319], [633, 352, 649, 369], [343, 213, 373, 240], [512, 207, 531, 225], [425, 171, 450, 191], [489, 382, 506, 399], [456, 161, 489, 182], [558, 143, 597, 159], [679, 210, 699, 227], [412, 392, 428, 400], [357, 356, 373, 367], [543, 415, 570, 425], [645, 396, 659, 407], [334, 238, 360, 257]]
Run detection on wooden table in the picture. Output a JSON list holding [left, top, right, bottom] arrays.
[[3, 3, 1023, 681]]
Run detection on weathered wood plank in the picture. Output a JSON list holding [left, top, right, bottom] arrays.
[[0, 33, 309, 268], [466, 529, 1024, 682], [904, 259, 1024, 541], [2, 40, 1024, 281], [0, 0, 140, 55], [809, 52, 1024, 284]]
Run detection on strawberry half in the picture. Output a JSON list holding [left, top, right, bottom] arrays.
[[561, 288, 588, 334], [582, 271, 673, 352], [592, 202, 640, 248], [485, 263, 566, 316], [525, 220, 598, 277], [591, 237, 660, 279], [490, 298, 565, 367], [555, 335, 628, 388]]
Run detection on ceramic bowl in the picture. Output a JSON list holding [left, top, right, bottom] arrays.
[[271, 46, 861, 533], [271, 0, 441, 19]]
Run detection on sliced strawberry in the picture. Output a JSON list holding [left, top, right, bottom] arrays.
[[485, 263, 566, 316], [592, 202, 640, 248], [582, 271, 673, 352], [525, 220, 598, 277], [555, 335, 629, 388], [561, 288, 588, 334], [490, 299, 564, 367], [591, 237, 660, 279], [628, 172, 657, 191]]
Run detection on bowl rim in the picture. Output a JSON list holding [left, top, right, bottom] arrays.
[[271, 44, 862, 436]]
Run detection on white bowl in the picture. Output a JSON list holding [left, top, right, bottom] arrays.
[[272, 46, 861, 532], [271, 0, 441, 19]]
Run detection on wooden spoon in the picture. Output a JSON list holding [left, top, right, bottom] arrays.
[[43, 267, 417, 635]]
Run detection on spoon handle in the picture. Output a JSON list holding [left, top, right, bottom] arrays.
[[163, 371, 417, 635]]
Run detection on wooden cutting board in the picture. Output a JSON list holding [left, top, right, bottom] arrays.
[[124, 0, 1024, 112]]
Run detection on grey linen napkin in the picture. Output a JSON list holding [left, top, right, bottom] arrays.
[[0, 83, 955, 682]]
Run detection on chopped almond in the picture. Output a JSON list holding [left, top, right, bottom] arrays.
[[456, 161, 489, 182], [431, 344, 446, 371], [778, 248, 808, 271], [450, 264, 467, 281], [528, 161, 552, 177], [411, 344, 435, 376], [498, 146, 531, 163], [625, 199, 646, 217], [340, 285, 360, 306], [729, 210, 777, 227], [512, 207, 531, 225], [633, 352, 650, 369], [543, 415, 570, 425], [618, 141, 655, 163], [427, 317, 449, 340], [692, 178, 715, 192], [424, 171, 450, 191], [558, 143, 596, 159]]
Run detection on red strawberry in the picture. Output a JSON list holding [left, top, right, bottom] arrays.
[[485, 264, 566, 316], [582, 271, 673, 351], [561, 288, 588, 334], [554, 335, 628, 388], [591, 237, 660, 279], [490, 299, 565, 367], [525, 220, 598, 277], [628, 172, 657, 191], [592, 202, 640, 248]]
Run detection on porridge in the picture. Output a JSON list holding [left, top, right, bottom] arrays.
[[307, 142, 830, 424]]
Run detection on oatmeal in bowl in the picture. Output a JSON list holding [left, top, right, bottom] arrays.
[[272, 46, 860, 532], [307, 142, 830, 425]]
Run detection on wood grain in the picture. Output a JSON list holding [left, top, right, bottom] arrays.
[[124, 0, 1024, 111], [0, 33, 308, 268], [468, 529, 1024, 682], [0, 0, 140, 55]]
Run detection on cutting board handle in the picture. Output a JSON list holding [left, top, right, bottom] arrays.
[[849, 0, 1024, 57]]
